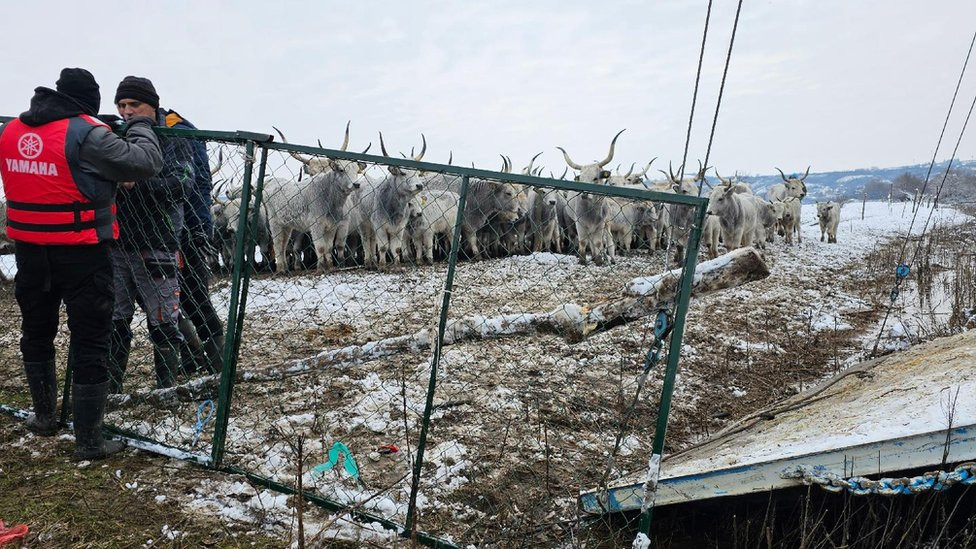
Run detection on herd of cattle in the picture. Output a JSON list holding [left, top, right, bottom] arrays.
[[208, 127, 844, 275], [0, 128, 844, 281]]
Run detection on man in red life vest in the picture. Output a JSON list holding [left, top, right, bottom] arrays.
[[0, 68, 162, 461]]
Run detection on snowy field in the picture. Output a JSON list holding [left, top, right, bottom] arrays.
[[0, 200, 971, 546]]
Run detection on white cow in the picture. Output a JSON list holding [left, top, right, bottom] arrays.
[[767, 167, 809, 202], [780, 197, 802, 245], [407, 190, 459, 263], [701, 214, 721, 258], [817, 201, 841, 243], [707, 182, 762, 250], [557, 130, 624, 265]]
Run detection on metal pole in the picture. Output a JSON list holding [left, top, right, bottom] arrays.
[[210, 140, 258, 467], [405, 175, 470, 537], [638, 201, 708, 536]]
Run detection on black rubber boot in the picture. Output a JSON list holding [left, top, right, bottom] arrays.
[[202, 333, 225, 375], [150, 324, 181, 389], [177, 313, 205, 377], [24, 360, 59, 436], [71, 381, 125, 461], [153, 343, 179, 389], [108, 319, 133, 394]]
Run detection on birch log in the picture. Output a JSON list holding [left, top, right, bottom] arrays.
[[118, 247, 769, 405]]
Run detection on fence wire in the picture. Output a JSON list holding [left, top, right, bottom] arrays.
[[0, 119, 707, 547]]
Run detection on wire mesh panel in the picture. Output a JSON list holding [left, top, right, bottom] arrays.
[[403, 172, 692, 546], [0, 115, 708, 546], [103, 135, 249, 459], [212, 137, 469, 532]]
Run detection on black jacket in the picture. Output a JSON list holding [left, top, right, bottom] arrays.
[[13, 86, 162, 190], [115, 128, 194, 253]]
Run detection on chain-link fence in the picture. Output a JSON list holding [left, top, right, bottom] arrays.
[[0, 116, 709, 546]]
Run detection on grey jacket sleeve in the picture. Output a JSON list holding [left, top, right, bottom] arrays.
[[78, 116, 163, 182]]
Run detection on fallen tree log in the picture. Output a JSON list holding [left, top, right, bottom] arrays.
[[118, 247, 769, 405]]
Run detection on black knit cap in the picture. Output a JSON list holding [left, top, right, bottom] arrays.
[[114, 75, 159, 109], [55, 67, 100, 115]]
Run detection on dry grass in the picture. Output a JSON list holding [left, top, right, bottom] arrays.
[[2, 213, 976, 547]]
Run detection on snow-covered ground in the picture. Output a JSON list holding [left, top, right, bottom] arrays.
[[1, 200, 971, 546]]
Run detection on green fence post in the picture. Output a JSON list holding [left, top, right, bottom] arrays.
[[638, 202, 708, 536], [210, 141, 267, 467], [404, 174, 470, 538]]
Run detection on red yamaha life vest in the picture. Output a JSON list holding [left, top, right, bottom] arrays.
[[0, 115, 117, 245]]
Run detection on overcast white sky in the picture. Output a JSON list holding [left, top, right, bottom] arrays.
[[3, 1, 976, 175]]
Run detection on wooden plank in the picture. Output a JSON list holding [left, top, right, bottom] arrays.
[[580, 424, 976, 514]]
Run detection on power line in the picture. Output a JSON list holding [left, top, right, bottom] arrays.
[[679, 0, 714, 179], [699, 0, 744, 197], [870, 29, 976, 357]]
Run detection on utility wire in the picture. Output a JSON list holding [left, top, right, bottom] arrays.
[[870, 29, 976, 357], [679, 0, 714, 179], [698, 0, 744, 197], [897, 30, 976, 262]]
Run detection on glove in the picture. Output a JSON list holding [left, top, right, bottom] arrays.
[[123, 115, 157, 131], [190, 229, 219, 262], [95, 113, 124, 128]]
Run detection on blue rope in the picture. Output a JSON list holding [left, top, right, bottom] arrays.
[[785, 462, 976, 496], [191, 399, 215, 448]]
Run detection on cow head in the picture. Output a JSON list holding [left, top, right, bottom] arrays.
[[379, 132, 426, 192], [775, 166, 809, 200], [556, 129, 625, 184], [273, 122, 372, 177], [816, 201, 835, 221]]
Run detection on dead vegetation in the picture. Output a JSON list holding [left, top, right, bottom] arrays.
[[1, 211, 975, 547]]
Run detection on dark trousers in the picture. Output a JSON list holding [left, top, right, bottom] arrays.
[[180, 231, 223, 342], [14, 242, 115, 385]]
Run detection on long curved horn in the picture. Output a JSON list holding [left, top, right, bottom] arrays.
[[560, 166, 568, 180], [640, 157, 657, 176], [317, 139, 324, 148], [272, 126, 312, 166], [413, 134, 427, 161], [714, 168, 732, 186], [379, 131, 389, 157], [556, 146, 583, 170], [597, 129, 626, 167], [668, 161, 678, 183], [361, 142, 372, 154], [340, 121, 350, 151], [775, 167, 789, 182], [210, 150, 223, 176], [524, 151, 543, 174], [624, 162, 635, 178], [499, 154, 507, 172], [506, 155, 514, 173], [801, 165, 811, 181], [448, 150, 453, 165], [212, 178, 228, 199]]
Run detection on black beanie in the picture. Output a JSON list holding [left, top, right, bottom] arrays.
[[55, 67, 100, 115], [114, 75, 159, 109]]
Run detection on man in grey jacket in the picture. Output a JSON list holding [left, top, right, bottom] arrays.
[[0, 67, 162, 461], [108, 76, 192, 392]]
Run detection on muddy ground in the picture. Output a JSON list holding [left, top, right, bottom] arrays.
[[1, 204, 973, 548]]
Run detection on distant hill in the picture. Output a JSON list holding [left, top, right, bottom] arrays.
[[722, 160, 976, 202]]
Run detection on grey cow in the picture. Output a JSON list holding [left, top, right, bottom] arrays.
[[349, 133, 426, 269], [263, 157, 362, 273]]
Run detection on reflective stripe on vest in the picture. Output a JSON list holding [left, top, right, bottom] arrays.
[[0, 115, 115, 245]]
